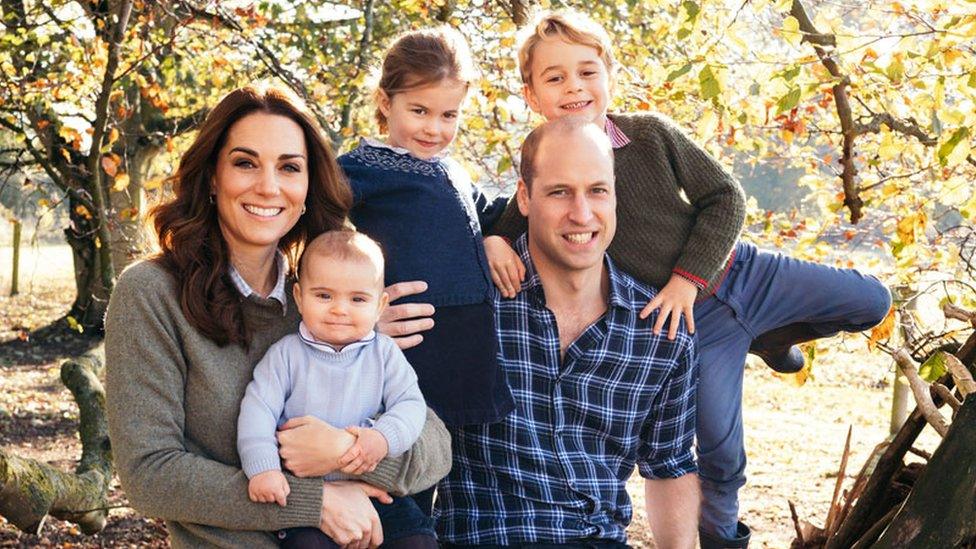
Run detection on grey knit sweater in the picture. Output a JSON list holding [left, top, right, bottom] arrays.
[[493, 112, 746, 295], [105, 260, 452, 548]]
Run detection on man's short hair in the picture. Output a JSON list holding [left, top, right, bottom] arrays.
[[519, 116, 614, 191], [516, 10, 617, 85], [298, 230, 385, 285]]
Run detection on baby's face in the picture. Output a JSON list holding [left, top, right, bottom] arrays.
[[294, 257, 387, 348]]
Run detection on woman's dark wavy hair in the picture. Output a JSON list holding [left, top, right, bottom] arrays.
[[151, 83, 352, 347]]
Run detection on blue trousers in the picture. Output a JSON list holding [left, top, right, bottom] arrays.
[[694, 242, 890, 539]]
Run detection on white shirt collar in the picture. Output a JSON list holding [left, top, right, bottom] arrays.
[[298, 322, 377, 353], [228, 250, 288, 314], [362, 137, 449, 160]]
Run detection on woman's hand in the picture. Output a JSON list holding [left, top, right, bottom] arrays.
[[377, 281, 435, 350], [277, 416, 355, 477], [484, 236, 525, 298], [639, 274, 699, 340], [320, 481, 392, 549]]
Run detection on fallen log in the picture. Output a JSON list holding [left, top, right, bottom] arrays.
[[0, 347, 111, 534]]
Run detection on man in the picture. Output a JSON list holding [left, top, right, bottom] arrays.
[[435, 117, 700, 548]]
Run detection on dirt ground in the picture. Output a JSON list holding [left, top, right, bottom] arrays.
[[0, 246, 942, 548]]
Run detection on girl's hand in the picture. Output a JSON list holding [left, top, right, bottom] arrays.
[[320, 481, 391, 549], [277, 416, 355, 477], [377, 281, 435, 350], [484, 236, 525, 298], [339, 427, 389, 475], [639, 274, 698, 340]]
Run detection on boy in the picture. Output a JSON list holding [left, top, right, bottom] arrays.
[[238, 230, 437, 548], [485, 11, 891, 548]]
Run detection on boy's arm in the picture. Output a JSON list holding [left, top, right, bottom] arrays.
[[488, 195, 528, 241], [371, 337, 428, 458], [656, 115, 745, 287], [237, 346, 291, 478]]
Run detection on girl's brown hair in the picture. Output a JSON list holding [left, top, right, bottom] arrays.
[[374, 27, 479, 132], [151, 83, 352, 347]]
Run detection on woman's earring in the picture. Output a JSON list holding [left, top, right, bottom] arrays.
[[301, 205, 307, 215], [209, 194, 215, 204]]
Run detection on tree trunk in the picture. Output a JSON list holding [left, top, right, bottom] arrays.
[[0, 348, 111, 535], [871, 396, 976, 548], [9, 218, 20, 296], [65, 196, 112, 331]]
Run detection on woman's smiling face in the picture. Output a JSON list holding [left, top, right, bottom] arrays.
[[212, 112, 309, 258]]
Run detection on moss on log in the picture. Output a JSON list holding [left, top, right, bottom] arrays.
[[0, 347, 111, 535]]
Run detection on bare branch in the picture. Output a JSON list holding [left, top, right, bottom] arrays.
[[931, 383, 962, 413], [944, 354, 976, 398], [790, 0, 861, 223], [894, 348, 949, 436], [943, 302, 976, 327]]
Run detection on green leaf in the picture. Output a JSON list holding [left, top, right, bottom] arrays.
[[918, 352, 948, 383], [683, 1, 700, 21], [666, 62, 693, 82], [698, 66, 721, 100], [496, 156, 512, 175], [937, 127, 970, 166], [776, 87, 801, 114]]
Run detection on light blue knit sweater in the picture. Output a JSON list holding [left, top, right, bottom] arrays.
[[237, 331, 426, 479]]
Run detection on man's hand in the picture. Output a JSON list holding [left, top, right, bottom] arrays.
[[484, 235, 525, 298], [377, 281, 435, 350], [277, 416, 355, 477], [339, 427, 389, 475], [320, 481, 392, 549], [640, 274, 698, 340], [248, 470, 290, 506]]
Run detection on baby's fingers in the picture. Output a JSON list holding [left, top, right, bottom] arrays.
[[640, 296, 662, 320]]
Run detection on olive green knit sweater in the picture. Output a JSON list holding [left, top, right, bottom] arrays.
[[493, 112, 746, 295], [105, 260, 451, 548]]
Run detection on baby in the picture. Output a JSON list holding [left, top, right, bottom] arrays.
[[237, 230, 434, 547]]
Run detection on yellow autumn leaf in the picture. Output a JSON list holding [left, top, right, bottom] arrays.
[[112, 172, 130, 192], [868, 307, 896, 351], [782, 16, 802, 47], [143, 178, 165, 190]]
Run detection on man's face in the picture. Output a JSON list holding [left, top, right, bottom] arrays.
[[517, 129, 616, 276]]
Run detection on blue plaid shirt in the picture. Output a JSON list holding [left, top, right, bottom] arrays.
[[436, 236, 698, 544]]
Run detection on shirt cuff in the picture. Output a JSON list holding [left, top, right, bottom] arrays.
[[637, 450, 698, 480]]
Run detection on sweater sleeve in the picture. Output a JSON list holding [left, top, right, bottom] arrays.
[[653, 115, 745, 285], [237, 344, 290, 478], [370, 338, 428, 458], [105, 263, 323, 531], [488, 194, 528, 241], [360, 407, 451, 496]]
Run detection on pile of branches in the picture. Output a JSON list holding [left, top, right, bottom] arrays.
[[791, 304, 976, 548]]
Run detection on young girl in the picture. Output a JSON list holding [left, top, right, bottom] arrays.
[[338, 28, 513, 437]]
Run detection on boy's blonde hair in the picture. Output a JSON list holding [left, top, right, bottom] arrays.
[[516, 10, 617, 85], [373, 27, 479, 132], [298, 230, 385, 287]]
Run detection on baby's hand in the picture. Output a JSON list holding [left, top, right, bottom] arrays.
[[484, 235, 525, 298], [338, 427, 389, 475], [248, 470, 290, 506]]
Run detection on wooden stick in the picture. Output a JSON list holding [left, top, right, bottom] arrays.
[[850, 505, 901, 549], [907, 446, 932, 460], [943, 302, 976, 327], [789, 499, 806, 546], [931, 383, 962, 413], [825, 426, 853, 537], [894, 348, 949, 436], [944, 354, 976, 398]]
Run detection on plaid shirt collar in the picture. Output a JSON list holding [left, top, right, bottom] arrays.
[[228, 250, 288, 314], [515, 233, 635, 313], [604, 116, 632, 149]]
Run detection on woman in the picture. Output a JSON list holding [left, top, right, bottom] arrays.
[[105, 83, 449, 548]]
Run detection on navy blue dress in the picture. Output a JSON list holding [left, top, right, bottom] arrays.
[[339, 140, 514, 426]]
